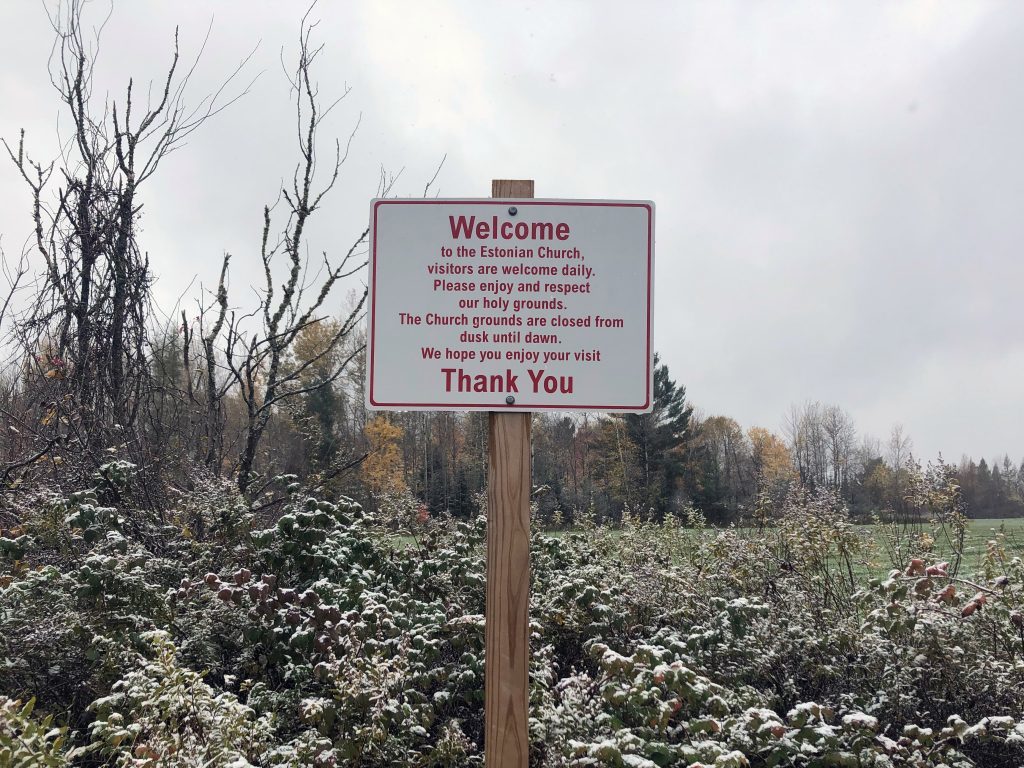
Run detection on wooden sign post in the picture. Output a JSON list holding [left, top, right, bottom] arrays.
[[484, 179, 534, 767]]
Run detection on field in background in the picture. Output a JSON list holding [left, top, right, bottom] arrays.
[[530, 518, 1024, 575], [863, 517, 1024, 574], [390, 519, 1024, 578]]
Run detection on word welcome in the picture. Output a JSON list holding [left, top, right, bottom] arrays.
[[449, 215, 570, 241]]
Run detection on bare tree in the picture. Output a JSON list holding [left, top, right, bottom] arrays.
[[221, 12, 395, 495], [786, 401, 823, 488], [821, 405, 856, 491], [1, 0, 252, 490], [887, 423, 914, 517]]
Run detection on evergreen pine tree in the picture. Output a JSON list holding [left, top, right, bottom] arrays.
[[623, 353, 694, 518]]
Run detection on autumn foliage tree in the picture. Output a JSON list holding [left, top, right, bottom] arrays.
[[749, 426, 796, 501], [286, 318, 344, 467], [361, 415, 407, 498]]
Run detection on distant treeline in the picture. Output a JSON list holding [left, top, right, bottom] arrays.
[[351, 364, 1024, 526], [4, 308, 1020, 524]]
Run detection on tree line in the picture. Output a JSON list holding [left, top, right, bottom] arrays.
[[342, 360, 1024, 525]]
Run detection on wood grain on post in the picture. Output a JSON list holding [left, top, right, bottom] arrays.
[[485, 178, 533, 767]]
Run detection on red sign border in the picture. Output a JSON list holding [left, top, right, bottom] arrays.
[[367, 199, 654, 412]]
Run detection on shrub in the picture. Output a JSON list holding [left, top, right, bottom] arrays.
[[4, 480, 1024, 765], [0, 696, 82, 767], [88, 631, 274, 767]]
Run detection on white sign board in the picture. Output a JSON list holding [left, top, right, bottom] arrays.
[[366, 199, 654, 412]]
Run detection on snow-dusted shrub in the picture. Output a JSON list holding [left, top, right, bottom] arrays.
[[0, 696, 82, 766], [87, 631, 274, 767], [5, 474, 1024, 766]]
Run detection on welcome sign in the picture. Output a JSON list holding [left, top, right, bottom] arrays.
[[366, 198, 655, 412]]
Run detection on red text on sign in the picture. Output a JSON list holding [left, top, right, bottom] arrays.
[[448, 216, 570, 241]]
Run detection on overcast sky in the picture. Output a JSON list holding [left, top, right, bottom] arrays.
[[1, 1, 1021, 465]]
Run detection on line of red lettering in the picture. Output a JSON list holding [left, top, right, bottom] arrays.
[[448, 215, 570, 241]]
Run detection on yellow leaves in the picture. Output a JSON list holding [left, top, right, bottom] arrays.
[[362, 415, 407, 496], [365, 413, 402, 445], [748, 426, 796, 485], [290, 318, 342, 384]]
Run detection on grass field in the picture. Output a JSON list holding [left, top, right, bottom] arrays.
[[590, 517, 1024, 576], [391, 518, 1024, 578], [860, 517, 1024, 574]]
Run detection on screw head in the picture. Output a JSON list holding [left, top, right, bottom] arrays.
[[505, 395, 515, 405], [508, 206, 518, 216]]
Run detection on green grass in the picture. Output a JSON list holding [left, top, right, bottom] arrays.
[[864, 517, 1024, 574], [388, 518, 1024, 579], [541, 518, 1024, 578]]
